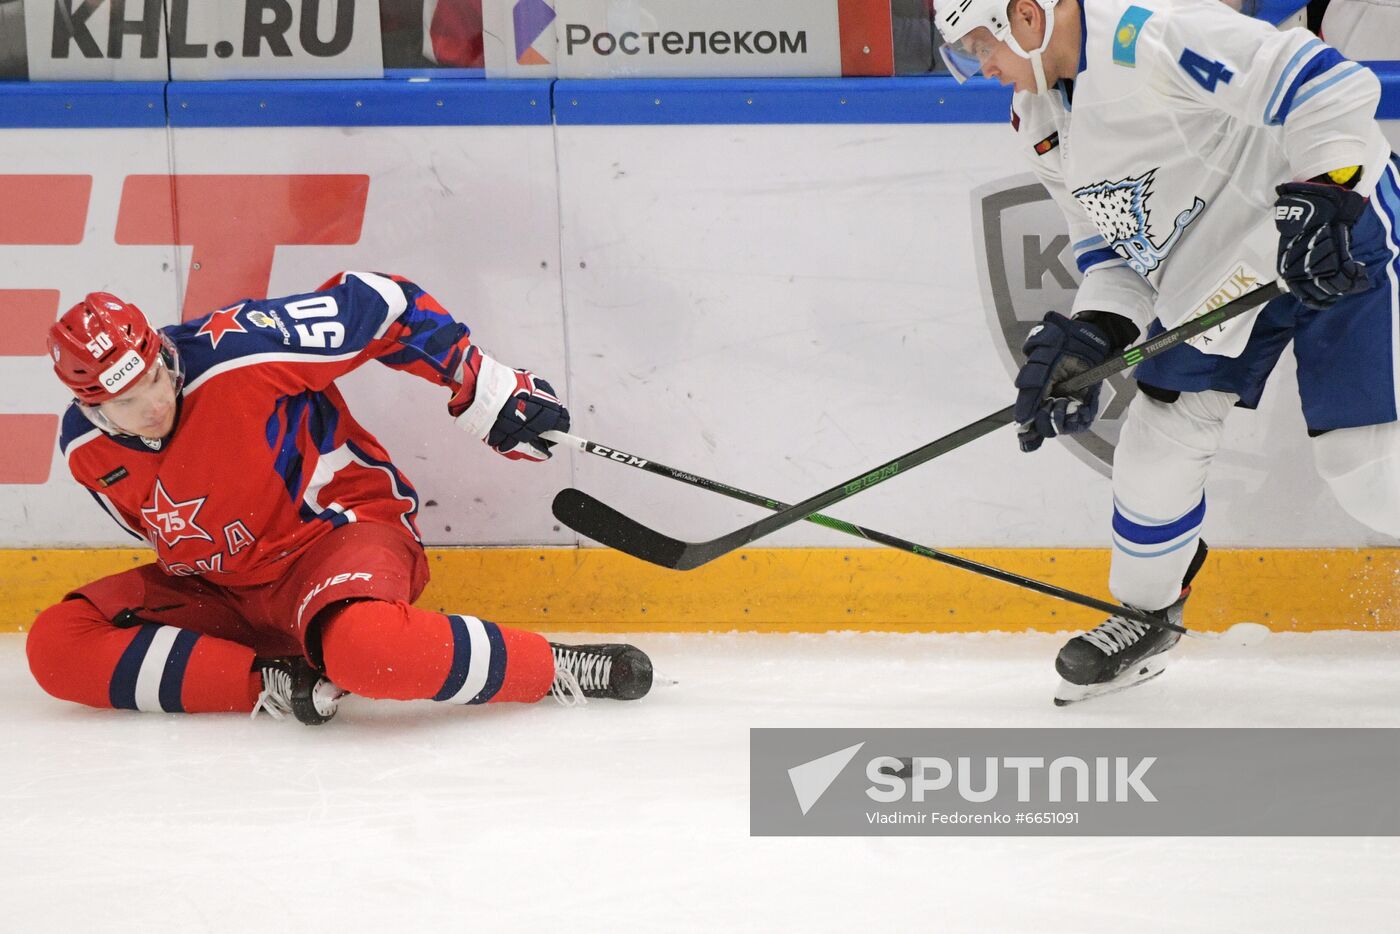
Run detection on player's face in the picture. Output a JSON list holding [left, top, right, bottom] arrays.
[[940, 23, 1041, 91], [941, 26, 1003, 81], [980, 45, 1035, 92], [97, 358, 177, 438]]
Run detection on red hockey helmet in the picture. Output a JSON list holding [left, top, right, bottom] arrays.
[[47, 293, 163, 403]]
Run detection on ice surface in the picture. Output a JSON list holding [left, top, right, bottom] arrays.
[[2, 630, 1397, 932]]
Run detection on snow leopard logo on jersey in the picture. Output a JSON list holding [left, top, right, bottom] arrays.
[[971, 174, 1136, 477], [1072, 169, 1205, 277]]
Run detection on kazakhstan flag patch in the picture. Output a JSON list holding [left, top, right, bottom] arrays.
[[1112, 5, 1153, 67]]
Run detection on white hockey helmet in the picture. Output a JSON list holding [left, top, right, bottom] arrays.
[[935, 0, 1061, 92]]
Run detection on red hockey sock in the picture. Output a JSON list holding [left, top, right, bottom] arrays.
[[27, 598, 258, 713], [319, 600, 553, 703]]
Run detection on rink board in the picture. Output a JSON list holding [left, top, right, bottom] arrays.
[[2, 546, 1395, 633], [1, 75, 1398, 633]]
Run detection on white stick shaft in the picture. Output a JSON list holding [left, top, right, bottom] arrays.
[[541, 429, 588, 452]]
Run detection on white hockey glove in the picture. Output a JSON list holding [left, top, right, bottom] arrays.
[[449, 352, 570, 462]]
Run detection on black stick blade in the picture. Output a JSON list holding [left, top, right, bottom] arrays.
[[552, 488, 690, 569]]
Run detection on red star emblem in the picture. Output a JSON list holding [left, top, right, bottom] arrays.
[[196, 303, 247, 349], [140, 480, 214, 548]]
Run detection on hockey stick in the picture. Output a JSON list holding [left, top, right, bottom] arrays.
[[545, 429, 1266, 644], [552, 281, 1283, 572]]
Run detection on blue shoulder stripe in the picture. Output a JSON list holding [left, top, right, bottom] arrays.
[[1264, 38, 1325, 123], [1266, 44, 1361, 125], [1277, 62, 1367, 125]]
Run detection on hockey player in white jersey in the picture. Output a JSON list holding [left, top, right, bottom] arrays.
[[935, 0, 1399, 702]]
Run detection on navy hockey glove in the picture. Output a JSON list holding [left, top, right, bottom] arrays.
[[1013, 312, 1115, 454], [1274, 180, 1369, 309], [450, 353, 570, 462]]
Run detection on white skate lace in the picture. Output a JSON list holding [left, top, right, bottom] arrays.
[[251, 666, 294, 721], [549, 648, 614, 706], [549, 668, 587, 707], [1080, 616, 1152, 655]]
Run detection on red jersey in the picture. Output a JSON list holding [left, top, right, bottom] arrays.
[[58, 272, 481, 587]]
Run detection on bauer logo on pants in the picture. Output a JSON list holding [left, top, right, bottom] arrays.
[[297, 571, 374, 623], [971, 174, 1137, 476], [750, 728, 1400, 836]]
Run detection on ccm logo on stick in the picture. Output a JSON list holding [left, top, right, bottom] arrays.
[[589, 446, 648, 467]]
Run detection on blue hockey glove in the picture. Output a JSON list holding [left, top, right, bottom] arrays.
[[1013, 312, 1114, 453], [451, 353, 570, 462], [1274, 180, 1369, 309]]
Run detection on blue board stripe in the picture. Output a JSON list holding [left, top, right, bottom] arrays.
[[553, 76, 1013, 125], [0, 81, 166, 129], [167, 79, 551, 127], [0, 68, 1394, 128]]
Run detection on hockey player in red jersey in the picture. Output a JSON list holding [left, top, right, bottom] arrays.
[[28, 272, 652, 724]]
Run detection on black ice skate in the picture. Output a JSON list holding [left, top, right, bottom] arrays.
[[548, 643, 653, 705], [1052, 589, 1188, 706], [1053, 540, 1209, 707], [252, 657, 346, 725]]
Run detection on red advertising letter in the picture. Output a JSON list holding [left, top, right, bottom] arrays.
[[0, 175, 91, 483], [116, 174, 369, 320]]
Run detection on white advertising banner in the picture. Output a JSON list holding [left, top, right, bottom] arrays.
[[550, 0, 842, 78], [27, 0, 383, 81], [2, 117, 1398, 548], [552, 121, 1400, 549]]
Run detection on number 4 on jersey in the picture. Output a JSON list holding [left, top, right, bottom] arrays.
[[1178, 48, 1233, 93]]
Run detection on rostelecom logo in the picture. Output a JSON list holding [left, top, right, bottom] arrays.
[[513, 0, 556, 65]]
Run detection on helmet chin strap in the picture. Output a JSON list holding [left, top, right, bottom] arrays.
[[1029, 49, 1050, 95], [1008, 0, 1058, 94]]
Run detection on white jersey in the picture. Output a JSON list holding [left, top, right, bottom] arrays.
[[1014, 0, 1390, 356]]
